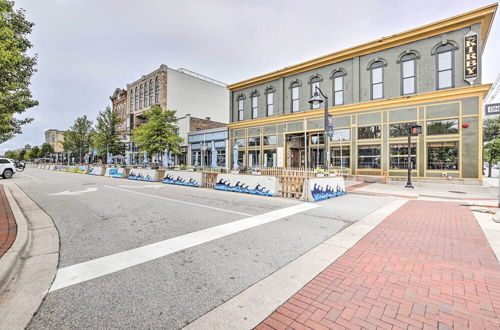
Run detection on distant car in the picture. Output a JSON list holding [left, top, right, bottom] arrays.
[[0, 158, 16, 179]]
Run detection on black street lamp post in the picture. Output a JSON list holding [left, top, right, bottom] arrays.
[[309, 87, 329, 169]]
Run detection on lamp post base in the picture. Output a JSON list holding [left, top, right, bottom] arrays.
[[404, 182, 414, 189]]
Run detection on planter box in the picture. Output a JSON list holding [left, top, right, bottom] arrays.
[[88, 166, 104, 176], [306, 177, 347, 202], [163, 170, 203, 187], [214, 173, 279, 197], [128, 168, 158, 182]]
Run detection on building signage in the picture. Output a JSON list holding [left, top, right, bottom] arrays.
[[485, 103, 500, 116], [464, 31, 478, 84], [410, 125, 423, 136]]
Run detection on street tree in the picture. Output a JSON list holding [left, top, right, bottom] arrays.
[[484, 138, 500, 177], [131, 106, 182, 159], [93, 106, 125, 158], [0, 0, 38, 143], [26, 145, 39, 160], [62, 115, 94, 163], [483, 116, 500, 177], [40, 142, 54, 158], [4, 150, 18, 159], [18, 148, 26, 160]]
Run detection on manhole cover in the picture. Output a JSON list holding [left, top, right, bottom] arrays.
[[449, 190, 466, 194]]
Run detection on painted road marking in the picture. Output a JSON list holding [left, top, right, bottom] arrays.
[[104, 185, 252, 217], [116, 184, 162, 189], [49, 187, 98, 196], [49, 202, 319, 292]]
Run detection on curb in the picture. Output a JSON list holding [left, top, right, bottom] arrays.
[[0, 184, 30, 295], [0, 183, 60, 330]]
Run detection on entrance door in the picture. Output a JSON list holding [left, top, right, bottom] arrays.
[[290, 148, 301, 167]]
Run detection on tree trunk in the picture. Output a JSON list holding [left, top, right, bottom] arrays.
[[488, 159, 492, 177]]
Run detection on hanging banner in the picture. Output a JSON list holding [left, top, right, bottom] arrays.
[[464, 31, 478, 84], [327, 115, 334, 137]]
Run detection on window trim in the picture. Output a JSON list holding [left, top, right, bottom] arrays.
[[154, 76, 160, 103], [250, 92, 258, 119], [291, 83, 300, 113], [265, 88, 274, 117], [369, 61, 384, 100], [332, 70, 345, 106], [435, 43, 455, 90], [237, 97, 244, 121], [400, 53, 417, 96], [309, 74, 322, 110]]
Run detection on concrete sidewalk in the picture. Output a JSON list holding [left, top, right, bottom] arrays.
[[256, 201, 500, 329]]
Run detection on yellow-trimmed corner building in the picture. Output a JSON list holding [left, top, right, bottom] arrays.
[[227, 4, 497, 182]]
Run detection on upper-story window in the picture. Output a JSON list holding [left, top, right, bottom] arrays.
[[144, 82, 149, 107], [155, 77, 160, 103], [134, 87, 138, 110], [291, 82, 300, 113], [129, 90, 133, 111], [237, 96, 244, 121], [401, 53, 417, 95], [370, 61, 384, 100], [310, 75, 321, 109], [139, 85, 143, 108], [332, 70, 345, 106], [251, 92, 258, 119], [266, 87, 274, 116], [436, 43, 455, 90], [149, 79, 153, 105]]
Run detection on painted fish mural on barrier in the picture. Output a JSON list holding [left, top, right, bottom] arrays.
[[310, 183, 347, 202], [214, 179, 272, 197], [88, 167, 103, 175], [128, 170, 154, 182], [108, 168, 124, 178], [162, 174, 200, 187], [54, 165, 61, 170]]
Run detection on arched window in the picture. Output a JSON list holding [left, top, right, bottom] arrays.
[[400, 53, 417, 95], [309, 75, 322, 109], [237, 95, 245, 121], [332, 70, 346, 105], [436, 43, 455, 89], [155, 77, 160, 103], [290, 81, 300, 113], [370, 61, 384, 100], [149, 79, 153, 105], [265, 87, 275, 116], [250, 91, 259, 119], [139, 85, 143, 108], [134, 86, 138, 110], [144, 82, 149, 107]]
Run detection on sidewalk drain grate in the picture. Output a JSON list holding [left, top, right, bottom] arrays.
[[449, 190, 466, 194]]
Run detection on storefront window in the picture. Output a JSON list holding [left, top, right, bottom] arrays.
[[263, 135, 277, 145], [389, 143, 416, 170], [248, 137, 260, 146], [427, 142, 459, 170], [330, 146, 350, 167], [234, 138, 245, 147], [263, 149, 277, 167], [248, 150, 261, 168], [311, 133, 325, 145], [357, 145, 381, 169], [427, 119, 459, 135], [192, 151, 200, 166], [358, 126, 381, 139], [389, 122, 417, 138], [217, 149, 226, 167]]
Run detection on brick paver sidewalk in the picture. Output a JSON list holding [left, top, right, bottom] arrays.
[[0, 185, 16, 258], [257, 200, 500, 329]]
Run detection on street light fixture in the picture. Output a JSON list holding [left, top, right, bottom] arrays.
[[309, 87, 329, 169]]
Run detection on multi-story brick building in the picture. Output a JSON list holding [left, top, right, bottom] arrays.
[[227, 4, 496, 182], [109, 88, 128, 143], [122, 65, 229, 163], [44, 129, 65, 161]]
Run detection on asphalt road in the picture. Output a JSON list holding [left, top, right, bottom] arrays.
[[9, 168, 394, 329]]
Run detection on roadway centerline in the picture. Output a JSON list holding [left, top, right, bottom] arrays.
[[49, 202, 319, 292], [103, 185, 253, 217]]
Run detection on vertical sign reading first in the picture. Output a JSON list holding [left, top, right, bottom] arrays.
[[464, 31, 478, 84]]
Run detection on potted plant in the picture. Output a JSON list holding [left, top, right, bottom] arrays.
[[186, 165, 195, 172], [252, 168, 262, 175], [315, 167, 325, 177], [174, 165, 181, 171]]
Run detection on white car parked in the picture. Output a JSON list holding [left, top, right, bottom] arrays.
[[0, 158, 16, 179]]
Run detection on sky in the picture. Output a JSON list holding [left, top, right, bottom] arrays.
[[2, 0, 499, 154]]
